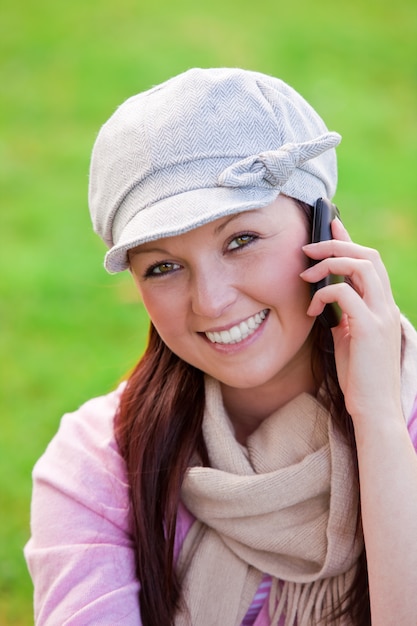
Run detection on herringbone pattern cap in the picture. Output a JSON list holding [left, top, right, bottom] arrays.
[[89, 67, 341, 273]]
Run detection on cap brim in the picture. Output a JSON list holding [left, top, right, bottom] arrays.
[[105, 186, 280, 273]]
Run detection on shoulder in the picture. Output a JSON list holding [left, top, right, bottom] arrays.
[[26, 380, 193, 550], [25, 383, 144, 624], [25, 383, 194, 625], [49, 381, 126, 453], [34, 381, 127, 473], [29, 382, 130, 545]]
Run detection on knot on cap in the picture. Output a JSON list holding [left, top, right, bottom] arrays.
[[88, 68, 343, 273], [218, 132, 341, 189]]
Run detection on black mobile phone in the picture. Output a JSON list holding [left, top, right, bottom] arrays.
[[310, 198, 343, 328]]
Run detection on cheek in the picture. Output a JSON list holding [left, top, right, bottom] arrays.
[[251, 248, 310, 307], [139, 287, 189, 345], [142, 293, 171, 326], [133, 280, 168, 325]]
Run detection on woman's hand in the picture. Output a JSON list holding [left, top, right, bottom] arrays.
[[301, 218, 417, 625], [300, 218, 403, 429]]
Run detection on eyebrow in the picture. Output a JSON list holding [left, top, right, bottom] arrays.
[[128, 245, 168, 258], [130, 209, 260, 257], [214, 210, 258, 235]]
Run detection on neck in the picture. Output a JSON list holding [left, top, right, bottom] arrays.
[[220, 368, 317, 445]]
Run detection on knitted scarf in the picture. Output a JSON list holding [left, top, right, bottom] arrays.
[[178, 317, 417, 626]]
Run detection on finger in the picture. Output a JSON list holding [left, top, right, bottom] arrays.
[[302, 240, 391, 292], [331, 217, 352, 242], [306, 281, 377, 333], [301, 256, 395, 311], [308, 285, 401, 358], [303, 239, 377, 261], [306, 275, 400, 336]]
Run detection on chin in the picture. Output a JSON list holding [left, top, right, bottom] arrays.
[[210, 365, 281, 391]]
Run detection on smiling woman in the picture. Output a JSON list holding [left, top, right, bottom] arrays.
[[25, 68, 417, 626]]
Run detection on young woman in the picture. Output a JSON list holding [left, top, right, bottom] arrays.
[[25, 68, 417, 626]]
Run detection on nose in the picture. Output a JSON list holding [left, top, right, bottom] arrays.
[[190, 263, 237, 319]]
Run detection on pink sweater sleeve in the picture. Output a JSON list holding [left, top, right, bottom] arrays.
[[25, 385, 143, 624], [408, 395, 417, 452], [25, 385, 194, 625]]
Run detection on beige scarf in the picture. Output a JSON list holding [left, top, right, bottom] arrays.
[[177, 317, 417, 626]]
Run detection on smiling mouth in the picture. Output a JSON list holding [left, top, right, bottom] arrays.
[[204, 309, 269, 345]]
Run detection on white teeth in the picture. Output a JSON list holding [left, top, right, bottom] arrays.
[[230, 326, 241, 341], [205, 310, 268, 345], [247, 317, 256, 329], [220, 330, 230, 343], [240, 321, 249, 335]]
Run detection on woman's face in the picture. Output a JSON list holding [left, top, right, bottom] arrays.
[[129, 195, 315, 402]]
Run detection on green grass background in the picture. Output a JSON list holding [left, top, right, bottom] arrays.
[[1, 0, 416, 622]]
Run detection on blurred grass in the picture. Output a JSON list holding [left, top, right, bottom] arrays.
[[1, 0, 416, 622]]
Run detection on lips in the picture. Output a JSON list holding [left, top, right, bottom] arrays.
[[205, 309, 268, 345]]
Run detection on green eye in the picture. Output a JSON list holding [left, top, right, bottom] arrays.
[[228, 234, 255, 250], [148, 262, 180, 276]]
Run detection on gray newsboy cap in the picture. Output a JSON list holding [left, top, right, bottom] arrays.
[[89, 67, 341, 273]]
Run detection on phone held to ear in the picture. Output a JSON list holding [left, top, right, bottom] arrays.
[[310, 198, 343, 328]]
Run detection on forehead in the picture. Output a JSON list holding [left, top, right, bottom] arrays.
[[128, 196, 305, 257], [127, 210, 257, 256]]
